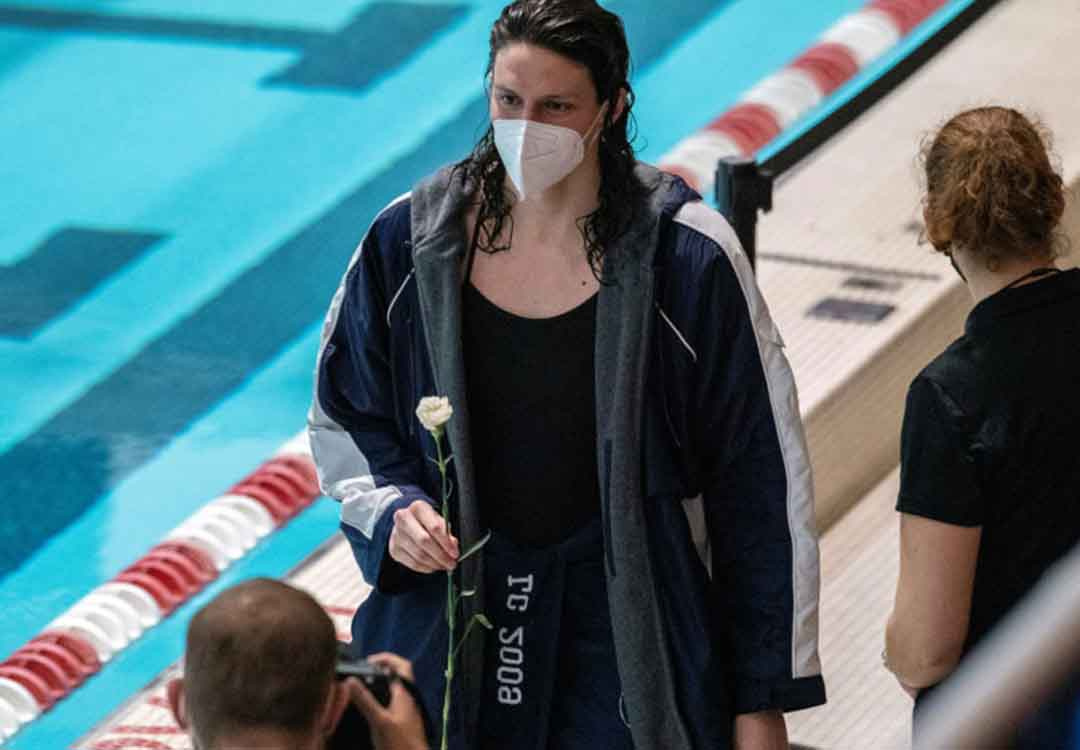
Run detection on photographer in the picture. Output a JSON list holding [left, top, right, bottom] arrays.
[[166, 577, 428, 750]]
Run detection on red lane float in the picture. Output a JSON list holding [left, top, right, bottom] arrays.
[[273, 452, 319, 485], [790, 43, 860, 95], [0, 436, 319, 742], [114, 570, 180, 613], [15, 642, 90, 684], [154, 541, 218, 581], [5, 651, 74, 699], [871, 0, 946, 33], [122, 558, 191, 615], [706, 102, 784, 155], [659, 0, 950, 193], [0, 665, 55, 710], [230, 480, 294, 523], [33, 632, 101, 675]]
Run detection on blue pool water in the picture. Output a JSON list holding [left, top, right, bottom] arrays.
[[0, 0, 907, 746]]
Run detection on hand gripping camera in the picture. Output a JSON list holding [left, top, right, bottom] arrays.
[[329, 644, 433, 750]]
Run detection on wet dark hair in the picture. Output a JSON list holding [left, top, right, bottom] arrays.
[[922, 106, 1066, 268], [454, 0, 644, 278]]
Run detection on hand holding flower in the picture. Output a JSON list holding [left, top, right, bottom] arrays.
[[390, 499, 460, 573]]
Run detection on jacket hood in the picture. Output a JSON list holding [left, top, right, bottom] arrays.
[[409, 161, 702, 270]]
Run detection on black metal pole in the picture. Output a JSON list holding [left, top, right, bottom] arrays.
[[714, 156, 773, 270]]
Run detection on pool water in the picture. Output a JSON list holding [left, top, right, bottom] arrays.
[[0, 1, 876, 746]]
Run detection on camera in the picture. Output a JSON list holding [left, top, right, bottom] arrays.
[[330, 645, 397, 750], [336, 656, 396, 707], [330, 644, 435, 750]]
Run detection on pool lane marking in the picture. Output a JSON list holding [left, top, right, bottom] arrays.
[[0, 228, 166, 340], [0, 3, 470, 93]]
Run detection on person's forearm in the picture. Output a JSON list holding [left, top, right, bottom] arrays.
[[734, 710, 787, 750], [886, 514, 979, 691]]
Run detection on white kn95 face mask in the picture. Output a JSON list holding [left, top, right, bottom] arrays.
[[493, 105, 607, 200]]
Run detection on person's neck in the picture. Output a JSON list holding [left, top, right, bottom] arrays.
[[954, 250, 1058, 304], [508, 158, 601, 249]]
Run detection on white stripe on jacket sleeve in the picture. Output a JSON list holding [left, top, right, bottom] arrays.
[[307, 192, 410, 540], [673, 201, 822, 680]]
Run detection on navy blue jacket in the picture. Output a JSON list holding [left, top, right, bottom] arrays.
[[309, 164, 825, 749]]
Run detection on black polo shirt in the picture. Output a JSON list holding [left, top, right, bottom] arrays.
[[898, 269, 1080, 743]]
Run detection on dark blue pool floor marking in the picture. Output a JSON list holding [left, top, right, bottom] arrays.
[[0, 3, 469, 93], [0, 0, 732, 578], [266, 4, 467, 92], [0, 228, 165, 339]]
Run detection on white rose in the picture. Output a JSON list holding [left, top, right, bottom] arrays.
[[416, 396, 453, 435]]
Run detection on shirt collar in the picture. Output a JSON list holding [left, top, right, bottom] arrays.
[[965, 268, 1080, 336]]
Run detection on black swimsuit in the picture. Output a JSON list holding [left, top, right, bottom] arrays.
[[463, 267, 633, 749]]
